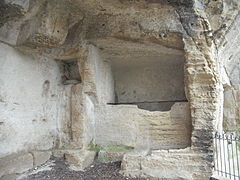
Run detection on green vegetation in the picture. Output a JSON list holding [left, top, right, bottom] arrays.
[[88, 139, 134, 152], [100, 145, 134, 151], [88, 139, 101, 152]]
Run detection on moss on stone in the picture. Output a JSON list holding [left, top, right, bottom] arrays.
[[100, 145, 134, 151], [87, 140, 101, 152], [88, 140, 134, 152]]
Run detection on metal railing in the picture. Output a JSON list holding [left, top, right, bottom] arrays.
[[214, 132, 240, 179]]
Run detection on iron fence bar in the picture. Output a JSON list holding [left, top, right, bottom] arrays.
[[227, 134, 231, 179], [230, 134, 236, 180], [215, 170, 240, 178], [235, 137, 240, 178], [219, 133, 223, 177], [214, 132, 240, 179], [215, 133, 219, 174], [223, 133, 227, 178]]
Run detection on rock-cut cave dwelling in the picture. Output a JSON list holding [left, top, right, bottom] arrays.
[[0, 0, 240, 180]]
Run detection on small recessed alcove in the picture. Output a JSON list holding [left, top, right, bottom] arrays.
[[58, 60, 81, 85], [109, 54, 187, 111]]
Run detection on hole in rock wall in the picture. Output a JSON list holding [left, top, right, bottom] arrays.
[[58, 60, 81, 85]]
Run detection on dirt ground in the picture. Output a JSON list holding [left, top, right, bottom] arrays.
[[18, 157, 147, 180]]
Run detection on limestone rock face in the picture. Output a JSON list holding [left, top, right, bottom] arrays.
[[218, 11, 240, 131], [0, 0, 240, 179], [17, 0, 83, 48], [95, 102, 191, 150]]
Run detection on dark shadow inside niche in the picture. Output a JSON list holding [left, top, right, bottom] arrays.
[[58, 60, 81, 85], [137, 101, 175, 111]]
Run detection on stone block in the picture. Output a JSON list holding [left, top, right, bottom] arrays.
[[98, 150, 127, 163], [52, 150, 66, 158], [121, 150, 148, 172], [64, 150, 96, 171], [0, 173, 18, 180], [0, 153, 33, 178], [31, 151, 51, 167], [121, 149, 212, 180]]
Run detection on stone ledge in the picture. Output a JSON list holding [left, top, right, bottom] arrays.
[[121, 149, 212, 180], [0, 152, 33, 178], [0, 151, 52, 178], [0, 173, 18, 180]]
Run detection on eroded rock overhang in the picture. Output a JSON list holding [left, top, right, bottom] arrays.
[[1, 0, 239, 179]]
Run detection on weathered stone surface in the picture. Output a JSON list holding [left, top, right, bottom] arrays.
[[222, 86, 240, 131], [64, 150, 96, 171], [1, 0, 240, 179], [4, 0, 30, 11], [31, 151, 51, 167], [112, 54, 186, 103], [0, 1, 25, 28], [95, 102, 192, 150], [98, 150, 128, 163], [80, 45, 192, 150], [121, 149, 212, 180], [217, 12, 240, 132], [53, 149, 97, 170], [0, 173, 18, 180], [17, 0, 69, 48], [0, 153, 33, 178], [0, 43, 69, 157]]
